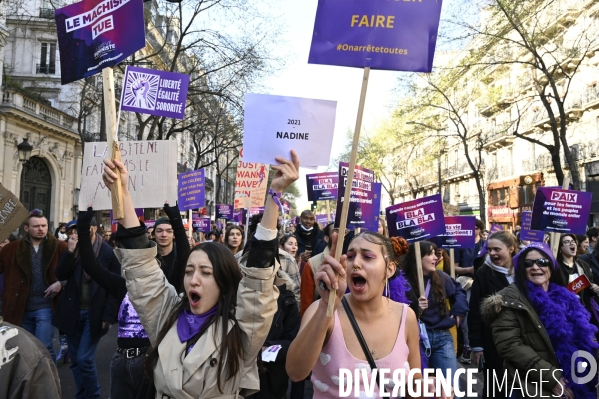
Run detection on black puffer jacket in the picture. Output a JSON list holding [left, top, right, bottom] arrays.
[[248, 273, 300, 399], [482, 284, 562, 398]]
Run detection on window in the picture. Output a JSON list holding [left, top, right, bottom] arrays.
[[490, 188, 509, 206], [37, 42, 56, 74], [519, 183, 537, 205]]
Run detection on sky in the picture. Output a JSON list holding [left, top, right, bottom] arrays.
[[255, 0, 402, 213]]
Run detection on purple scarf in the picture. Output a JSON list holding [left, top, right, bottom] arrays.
[[526, 281, 599, 399], [177, 306, 218, 343]]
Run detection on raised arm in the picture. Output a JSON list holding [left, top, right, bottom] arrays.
[[163, 202, 190, 293], [77, 208, 128, 301]]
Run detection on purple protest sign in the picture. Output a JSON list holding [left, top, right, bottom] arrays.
[[385, 194, 446, 243], [530, 187, 592, 234], [335, 162, 375, 229], [306, 172, 339, 201], [216, 204, 234, 220], [433, 216, 476, 249], [249, 207, 265, 217], [121, 66, 190, 119], [281, 199, 291, 215], [308, 0, 443, 72], [144, 219, 155, 229], [111, 208, 143, 232], [55, 0, 145, 85], [489, 224, 504, 234], [362, 182, 382, 232], [178, 169, 205, 212], [233, 209, 246, 225], [192, 215, 211, 233], [315, 214, 329, 227], [520, 211, 545, 242]]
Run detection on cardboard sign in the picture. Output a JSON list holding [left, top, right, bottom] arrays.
[[334, 162, 375, 229], [308, 0, 443, 72], [0, 184, 29, 242], [178, 169, 205, 211], [385, 194, 446, 243], [433, 216, 476, 249], [530, 187, 592, 234], [79, 141, 178, 210], [306, 172, 339, 201], [121, 66, 190, 119], [568, 274, 591, 294], [243, 94, 337, 167], [55, 0, 145, 84], [520, 211, 545, 242], [234, 148, 269, 209], [192, 214, 211, 233], [216, 204, 234, 220]]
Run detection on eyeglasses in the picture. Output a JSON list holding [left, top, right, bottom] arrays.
[[562, 240, 576, 246], [524, 258, 552, 268]]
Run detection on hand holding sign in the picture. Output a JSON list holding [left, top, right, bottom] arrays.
[[270, 150, 301, 193]]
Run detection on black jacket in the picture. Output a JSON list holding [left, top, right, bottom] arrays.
[[52, 239, 121, 341], [294, 225, 326, 257], [468, 263, 511, 374], [248, 278, 300, 399]]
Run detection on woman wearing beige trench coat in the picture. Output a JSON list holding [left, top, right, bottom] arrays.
[[101, 151, 301, 398]]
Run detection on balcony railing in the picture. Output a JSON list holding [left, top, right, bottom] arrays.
[[36, 64, 56, 74], [1, 89, 76, 131]]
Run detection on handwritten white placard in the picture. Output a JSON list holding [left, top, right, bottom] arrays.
[[243, 93, 337, 167], [79, 141, 178, 210]]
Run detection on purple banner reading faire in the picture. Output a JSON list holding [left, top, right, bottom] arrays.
[[520, 211, 545, 242], [121, 66, 190, 119], [306, 172, 339, 201], [308, 0, 443, 72], [335, 162, 375, 229], [432, 216, 476, 249], [192, 215, 211, 233], [530, 187, 592, 235], [386, 194, 446, 243], [55, 0, 145, 85], [178, 169, 205, 211], [216, 204, 234, 220]]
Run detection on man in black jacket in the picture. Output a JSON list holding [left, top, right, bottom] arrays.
[[294, 210, 326, 264], [52, 219, 120, 399]]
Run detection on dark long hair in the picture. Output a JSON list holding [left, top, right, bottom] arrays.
[[402, 240, 448, 316], [514, 248, 566, 300], [224, 225, 244, 254], [556, 233, 578, 263], [144, 242, 243, 393]]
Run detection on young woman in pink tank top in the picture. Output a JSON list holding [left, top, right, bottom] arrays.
[[287, 231, 452, 398]]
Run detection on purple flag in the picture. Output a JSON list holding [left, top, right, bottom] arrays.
[[216, 204, 234, 220], [55, 0, 146, 85], [386, 194, 446, 243], [306, 172, 339, 201], [520, 211, 545, 242], [178, 169, 205, 211], [121, 66, 190, 119], [335, 163, 375, 229], [432, 216, 476, 249], [308, 0, 443, 71], [530, 187, 592, 235]]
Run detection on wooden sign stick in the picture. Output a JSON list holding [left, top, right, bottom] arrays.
[[326, 200, 331, 223], [327, 67, 371, 317], [415, 241, 425, 300], [103, 67, 124, 220], [550, 177, 571, 258]]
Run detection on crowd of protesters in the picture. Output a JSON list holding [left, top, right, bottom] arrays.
[[2, 155, 599, 398]]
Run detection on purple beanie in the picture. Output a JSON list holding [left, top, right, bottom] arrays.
[[512, 242, 558, 271]]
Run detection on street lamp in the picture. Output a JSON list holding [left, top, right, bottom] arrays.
[[17, 137, 33, 163]]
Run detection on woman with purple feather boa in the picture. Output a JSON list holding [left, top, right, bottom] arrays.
[[482, 242, 599, 399]]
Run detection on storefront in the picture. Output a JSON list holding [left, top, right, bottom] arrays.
[[487, 173, 544, 230]]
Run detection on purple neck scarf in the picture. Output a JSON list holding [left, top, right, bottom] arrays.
[[177, 306, 218, 343]]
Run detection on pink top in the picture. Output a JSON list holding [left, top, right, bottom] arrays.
[[311, 303, 410, 398]]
